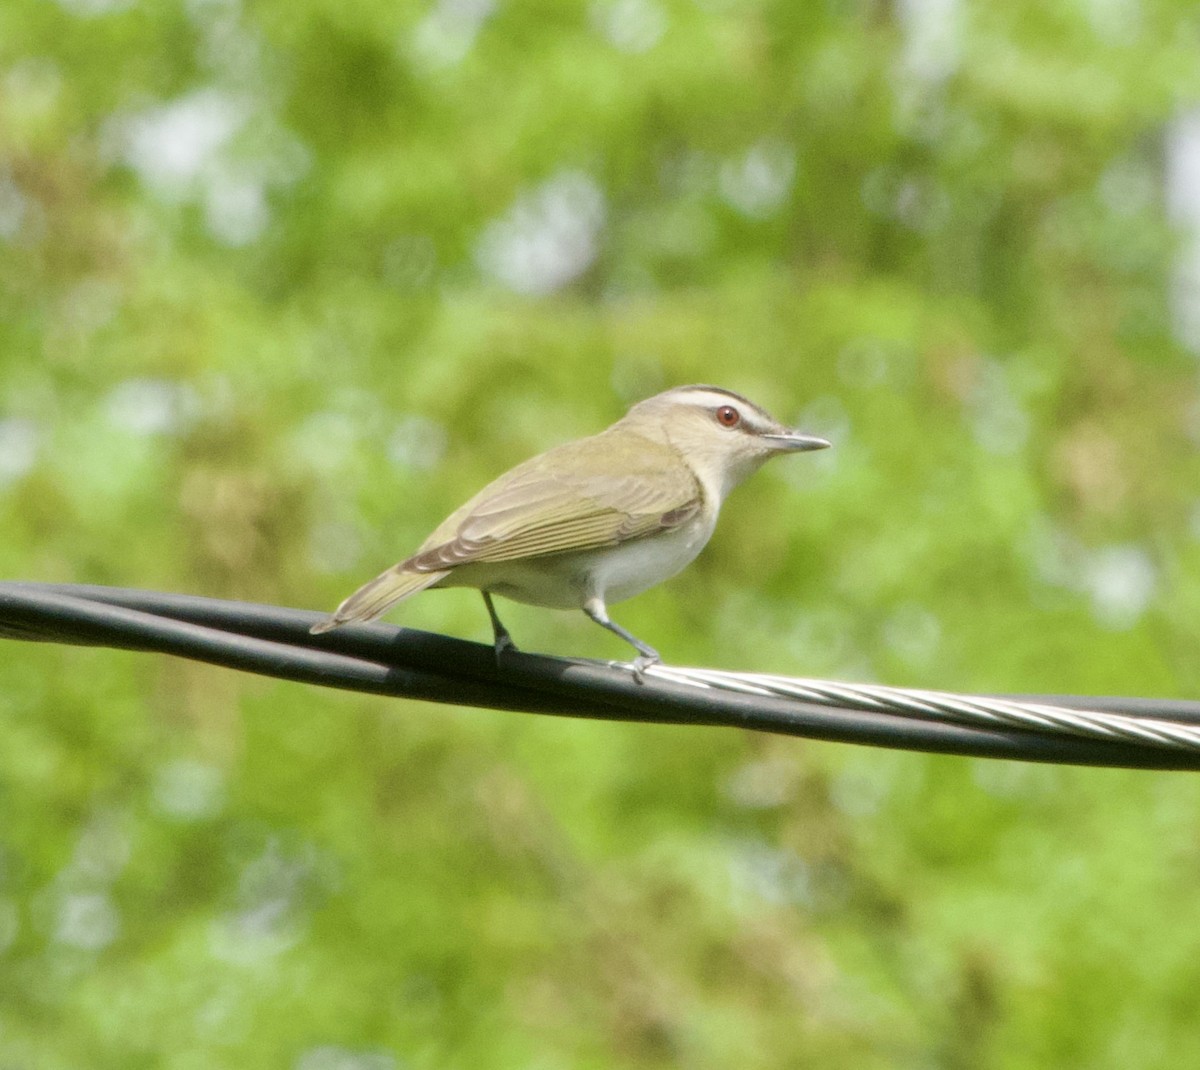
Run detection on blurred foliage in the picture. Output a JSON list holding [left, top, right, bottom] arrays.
[[4, 0, 1200, 1067]]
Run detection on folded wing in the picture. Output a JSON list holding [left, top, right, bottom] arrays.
[[405, 431, 703, 571]]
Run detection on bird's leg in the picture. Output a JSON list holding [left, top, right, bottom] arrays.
[[583, 598, 660, 683], [482, 591, 517, 664]]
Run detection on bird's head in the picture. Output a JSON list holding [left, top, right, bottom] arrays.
[[620, 385, 830, 500]]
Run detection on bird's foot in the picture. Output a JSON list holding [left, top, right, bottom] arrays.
[[631, 652, 660, 685], [493, 630, 518, 668]]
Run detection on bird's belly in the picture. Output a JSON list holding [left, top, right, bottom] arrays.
[[444, 518, 713, 609], [586, 523, 711, 603]]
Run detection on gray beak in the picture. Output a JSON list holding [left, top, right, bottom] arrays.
[[761, 430, 832, 452]]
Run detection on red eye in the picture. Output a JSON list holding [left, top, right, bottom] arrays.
[[715, 405, 741, 428]]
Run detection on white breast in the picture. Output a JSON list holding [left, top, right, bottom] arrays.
[[444, 509, 717, 609], [586, 511, 716, 603]]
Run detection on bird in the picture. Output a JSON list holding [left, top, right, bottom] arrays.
[[310, 385, 830, 675]]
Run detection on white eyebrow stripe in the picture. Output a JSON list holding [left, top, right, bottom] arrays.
[[664, 387, 773, 423]]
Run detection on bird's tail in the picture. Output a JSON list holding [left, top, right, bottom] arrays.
[[309, 565, 449, 634]]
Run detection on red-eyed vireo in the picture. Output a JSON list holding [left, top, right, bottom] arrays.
[[311, 385, 830, 673]]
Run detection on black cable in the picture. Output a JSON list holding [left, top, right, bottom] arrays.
[[1, 581, 1197, 770]]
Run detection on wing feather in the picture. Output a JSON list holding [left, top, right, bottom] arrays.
[[405, 430, 703, 572]]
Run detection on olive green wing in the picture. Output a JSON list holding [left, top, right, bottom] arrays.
[[404, 432, 703, 572]]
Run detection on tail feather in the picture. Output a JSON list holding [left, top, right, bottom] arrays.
[[310, 565, 449, 634]]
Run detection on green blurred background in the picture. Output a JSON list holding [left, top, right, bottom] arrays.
[[5, 0, 1200, 1066]]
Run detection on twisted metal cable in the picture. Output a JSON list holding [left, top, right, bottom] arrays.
[[2, 581, 1199, 771], [645, 668, 1200, 754]]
